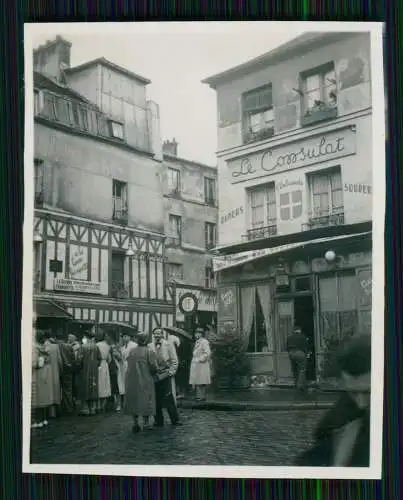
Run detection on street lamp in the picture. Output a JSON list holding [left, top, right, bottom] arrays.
[[33, 231, 43, 244], [324, 249, 337, 263]]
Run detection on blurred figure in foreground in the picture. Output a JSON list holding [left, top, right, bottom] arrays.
[[124, 331, 157, 433], [296, 335, 371, 467]]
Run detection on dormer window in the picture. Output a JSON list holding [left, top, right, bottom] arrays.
[[109, 120, 124, 140]]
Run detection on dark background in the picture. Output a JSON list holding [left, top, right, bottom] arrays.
[[0, 2, 400, 499]]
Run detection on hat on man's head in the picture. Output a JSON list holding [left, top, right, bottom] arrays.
[[136, 331, 150, 346], [152, 327, 164, 336]]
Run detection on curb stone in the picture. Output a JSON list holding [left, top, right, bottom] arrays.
[[178, 400, 335, 411]]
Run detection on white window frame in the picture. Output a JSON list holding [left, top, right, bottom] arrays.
[[308, 167, 344, 218], [301, 62, 337, 115], [112, 179, 128, 219], [248, 183, 277, 230], [168, 214, 182, 241], [204, 177, 216, 205], [205, 222, 217, 250], [167, 168, 181, 194], [243, 85, 274, 138]]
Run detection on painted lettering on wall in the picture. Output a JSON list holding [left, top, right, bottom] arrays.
[[228, 127, 356, 184], [344, 183, 372, 195], [220, 206, 244, 224], [277, 179, 303, 190], [69, 246, 88, 279], [360, 278, 372, 296]]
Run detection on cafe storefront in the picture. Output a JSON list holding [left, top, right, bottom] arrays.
[[213, 231, 372, 386]]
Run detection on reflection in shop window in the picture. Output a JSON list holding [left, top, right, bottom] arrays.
[[319, 271, 358, 349]]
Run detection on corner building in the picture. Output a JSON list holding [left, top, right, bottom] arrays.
[[33, 37, 175, 336], [203, 32, 373, 386]]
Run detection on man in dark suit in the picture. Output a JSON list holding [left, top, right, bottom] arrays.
[[286, 326, 309, 391]]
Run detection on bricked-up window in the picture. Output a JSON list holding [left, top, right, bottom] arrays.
[[205, 222, 217, 250], [279, 189, 303, 221], [204, 177, 216, 205], [301, 63, 337, 117], [111, 252, 126, 298], [166, 263, 184, 283], [168, 214, 182, 244], [308, 167, 343, 218], [112, 179, 128, 221], [167, 168, 181, 194], [34, 159, 44, 206], [242, 85, 274, 143], [248, 183, 276, 229], [205, 266, 216, 289]]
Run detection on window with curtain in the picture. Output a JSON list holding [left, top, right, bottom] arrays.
[[241, 284, 273, 353], [204, 177, 216, 205], [309, 167, 343, 218], [301, 63, 337, 115], [248, 183, 277, 230], [242, 85, 274, 143], [168, 214, 182, 245], [318, 271, 357, 349]]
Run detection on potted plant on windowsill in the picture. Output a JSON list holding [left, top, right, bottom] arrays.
[[211, 332, 251, 390], [302, 99, 337, 126]]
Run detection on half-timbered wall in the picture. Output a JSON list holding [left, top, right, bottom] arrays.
[[34, 212, 167, 301]]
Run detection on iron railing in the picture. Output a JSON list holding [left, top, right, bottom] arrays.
[[302, 211, 345, 231], [243, 224, 277, 241]]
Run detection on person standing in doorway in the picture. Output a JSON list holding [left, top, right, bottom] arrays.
[[286, 326, 309, 391], [189, 327, 211, 401], [149, 328, 181, 427]]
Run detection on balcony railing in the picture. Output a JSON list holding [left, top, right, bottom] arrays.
[[165, 236, 182, 247], [243, 224, 277, 242], [302, 211, 345, 231], [112, 198, 128, 225]]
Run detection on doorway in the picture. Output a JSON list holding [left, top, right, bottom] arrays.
[[294, 295, 316, 380]]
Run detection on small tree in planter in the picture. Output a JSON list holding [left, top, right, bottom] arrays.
[[211, 332, 251, 390]]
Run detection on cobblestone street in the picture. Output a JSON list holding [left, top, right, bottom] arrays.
[[30, 409, 326, 466]]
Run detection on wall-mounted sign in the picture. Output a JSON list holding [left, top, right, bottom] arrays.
[[178, 292, 198, 315], [49, 259, 63, 273], [227, 126, 356, 184], [69, 245, 88, 280], [220, 206, 244, 225], [54, 278, 101, 294]]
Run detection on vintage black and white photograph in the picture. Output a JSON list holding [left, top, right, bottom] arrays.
[[22, 22, 385, 479]]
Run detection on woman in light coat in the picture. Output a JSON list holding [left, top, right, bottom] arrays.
[[189, 327, 211, 401], [44, 332, 62, 417], [96, 332, 112, 411]]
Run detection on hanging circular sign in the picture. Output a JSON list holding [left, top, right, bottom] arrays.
[[179, 292, 198, 314]]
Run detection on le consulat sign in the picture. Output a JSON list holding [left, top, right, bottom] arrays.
[[228, 125, 357, 184]]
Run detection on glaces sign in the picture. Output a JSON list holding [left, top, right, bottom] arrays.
[[228, 126, 356, 184]]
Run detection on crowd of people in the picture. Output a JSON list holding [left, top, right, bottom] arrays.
[[31, 323, 212, 432]]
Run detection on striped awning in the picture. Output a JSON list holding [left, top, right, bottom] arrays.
[[34, 298, 73, 320]]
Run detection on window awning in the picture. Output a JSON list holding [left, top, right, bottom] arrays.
[[212, 231, 371, 272], [34, 297, 73, 320]]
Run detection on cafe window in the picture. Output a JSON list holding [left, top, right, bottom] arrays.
[[242, 85, 274, 143], [318, 270, 358, 349], [241, 285, 273, 353], [308, 167, 343, 219]]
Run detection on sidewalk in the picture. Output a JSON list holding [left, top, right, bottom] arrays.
[[178, 387, 340, 411]]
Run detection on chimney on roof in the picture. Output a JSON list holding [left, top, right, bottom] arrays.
[[33, 35, 72, 83], [163, 138, 178, 157]]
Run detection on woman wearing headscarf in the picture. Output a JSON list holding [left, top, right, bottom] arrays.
[[189, 326, 211, 401], [295, 334, 371, 467], [124, 331, 158, 433], [31, 329, 53, 428]]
